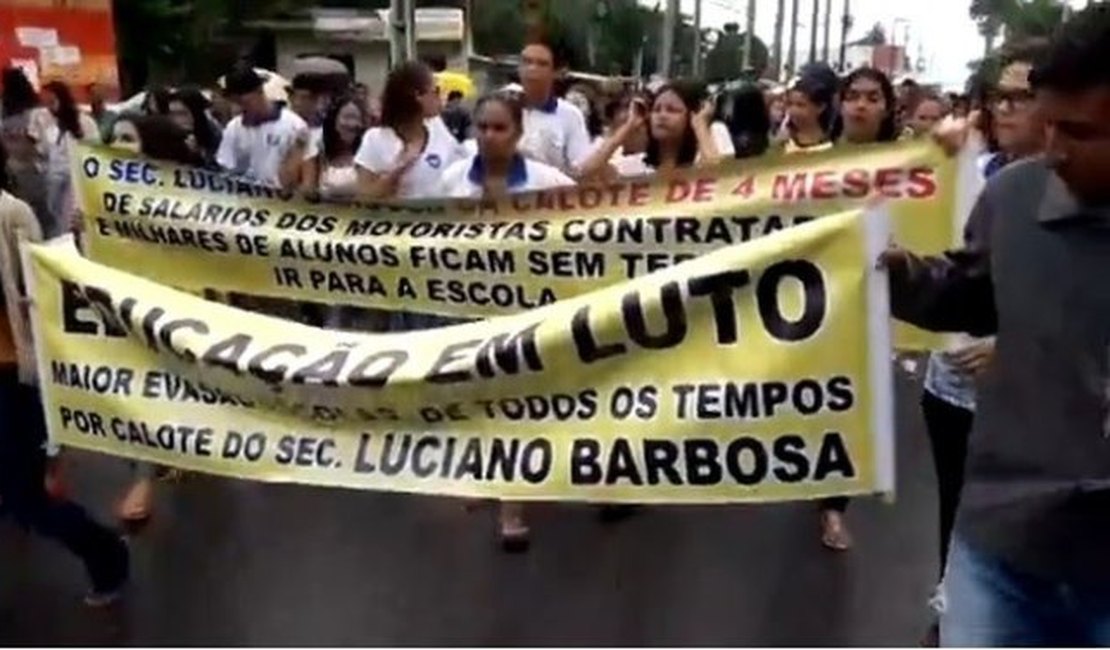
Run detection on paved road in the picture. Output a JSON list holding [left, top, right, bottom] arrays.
[[0, 371, 940, 646]]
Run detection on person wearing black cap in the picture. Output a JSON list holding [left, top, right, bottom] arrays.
[[216, 66, 310, 189]]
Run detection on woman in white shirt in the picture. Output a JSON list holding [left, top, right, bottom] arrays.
[[303, 94, 370, 201], [580, 81, 723, 180], [355, 62, 467, 200], [438, 92, 576, 198], [41, 83, 100, 235], [437, 92, 573, 553]]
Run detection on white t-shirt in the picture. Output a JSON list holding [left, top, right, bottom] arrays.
[[612, 153, 654, 178], [437, 154, 575, 198], [216, 107, 308, 188], [710, 121, 736, 158], [354, 117, 468, 199], [44, 113, 100, 175], [304, 126, 323, 161], [319, 163, 359, 201], [519, 97, 592, 172]]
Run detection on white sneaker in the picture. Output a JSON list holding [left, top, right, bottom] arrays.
[[928, 581, 947, 615]]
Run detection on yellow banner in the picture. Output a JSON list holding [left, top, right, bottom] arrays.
[[73, 142, 956, 320], [30, 210, 894, 503]]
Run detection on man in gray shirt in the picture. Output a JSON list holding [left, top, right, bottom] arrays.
[[886, 5, 1110, 645]]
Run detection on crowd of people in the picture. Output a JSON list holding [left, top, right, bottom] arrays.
[[3, 3, 1110, 645]]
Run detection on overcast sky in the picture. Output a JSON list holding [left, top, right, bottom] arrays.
[[650, 0, 1090, 89]]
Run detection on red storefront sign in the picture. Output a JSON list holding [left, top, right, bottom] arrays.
[[0, 0, 120, 100]]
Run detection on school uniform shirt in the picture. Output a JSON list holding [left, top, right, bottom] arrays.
[[354, 118, 469, 200], [518, 97, 592, 172], [437, 153, 575, 199], [303, 126, 324, 162], [611, 153, 654, 178], [783, 138, 833, 155], [216, 106, 308, 188], [710, 121, 737, 158]]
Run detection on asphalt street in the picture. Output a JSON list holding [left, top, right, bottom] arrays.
[[0, 370, 940, 646]]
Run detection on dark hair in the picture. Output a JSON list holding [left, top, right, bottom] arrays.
[[0, 138, 9, 192], [1, 67, 39, 117], [790, 62, 841, 138], [1030, 4, 1110, 93], [644, 80, 706, 169], [424, 54, 448, 73], [474, 92, 524, 132], [907, 91, 948, 119], [143, 86, 172, 115], [523, 35, 568, 69], [169, 87, 221, 158], [447, 90, 464, 102], [43, 81, 83, 140], [566, 87, 603, 138], [114, 113, 203, 166], [1001, 37, 1052, 71], [604, 91, 654, 124], [223, 65, 265, 97], [841, 67, 898, 143], [291, 73, 323, 94], [380, 61, 433, 133], [717, 83, 772, 159], [321, 94, 368, 161]]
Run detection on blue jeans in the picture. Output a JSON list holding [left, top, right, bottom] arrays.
[[942, 535, 1110, 646]]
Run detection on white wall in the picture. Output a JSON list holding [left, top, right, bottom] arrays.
[[273, 33, 466, 90]]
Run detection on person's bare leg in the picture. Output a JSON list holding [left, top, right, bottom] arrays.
[[497, 501, 529, 552]]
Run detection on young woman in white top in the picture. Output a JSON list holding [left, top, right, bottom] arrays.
[[437, 92, 575, 198], [302, 95, 370, 201], [40, 82, 99, 238], [581, 80, 723, 180], [355, 61, 467, 200], [436, 93, 572, 552]]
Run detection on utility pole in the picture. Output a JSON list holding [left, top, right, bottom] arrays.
[[693, 0, 703, 78], [838, 0, 851, 70], [822, 0, 832, 63], [743, 0, 756, 72], [404, 0, 417, 61], [772, 0, 785, 80], [389, 0, 404, 66], [787, 0, 800, 76], [659, 0, 679, 78], [809, 0, 819, 63], [462, 0, 474, 60]]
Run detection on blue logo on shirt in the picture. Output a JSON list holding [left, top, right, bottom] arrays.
[[426, 153, 442, 169]]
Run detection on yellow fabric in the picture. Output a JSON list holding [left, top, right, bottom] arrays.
[[30, 211, 896, 502]]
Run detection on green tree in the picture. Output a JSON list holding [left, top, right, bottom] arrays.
[[114, 0, 299, 89], [970, 0, 1065, 55], [704, 23, 769, 82]]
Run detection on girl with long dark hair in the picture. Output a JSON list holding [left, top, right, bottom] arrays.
[[782, 63, 840, 153], [437, 92, 574, 551], [582, 80, 722, 179], [167, 87, 223, 167], [839, 67, 899, 145], [803, 67, 899, 553], [102, 113, 201, 526], [355, 61, 467, 199], [40, 81, 99, 237], [0, 67, 53, 233], [303, 95, 370, 201]]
